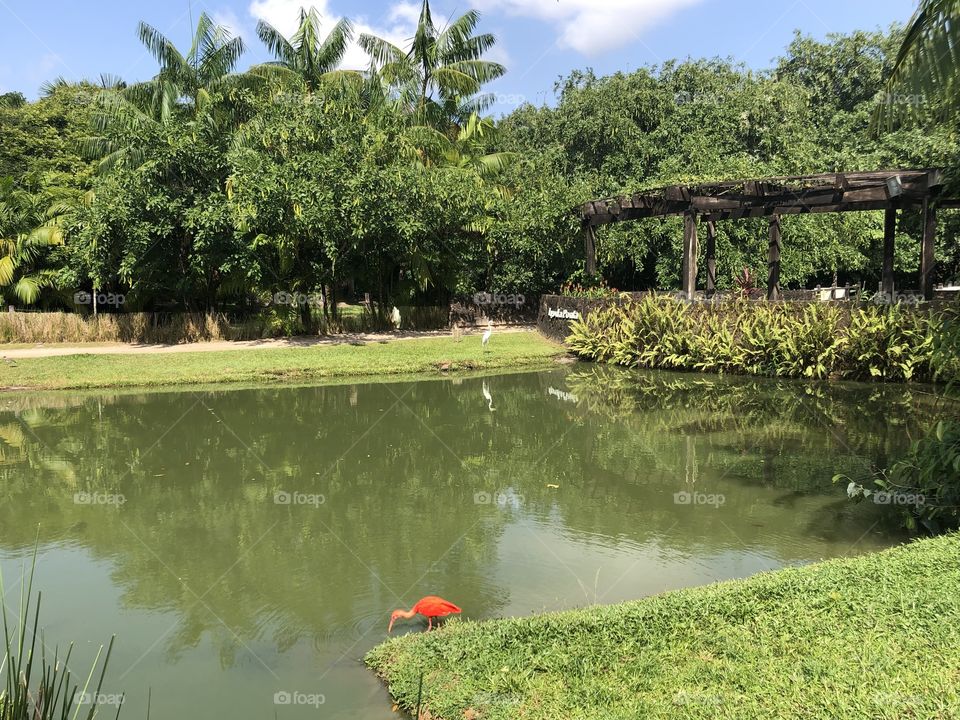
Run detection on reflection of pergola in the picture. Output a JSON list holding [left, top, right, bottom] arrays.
[[580, 169, 959, 301]]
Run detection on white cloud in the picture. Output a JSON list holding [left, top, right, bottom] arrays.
[[248, 0, 419, 70], [469, 0, 704, 55]]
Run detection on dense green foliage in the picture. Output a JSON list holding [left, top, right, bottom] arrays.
[[567, 296, 956, 382], [1, 5, 957, 319], [845, 418, 960, 533], [367, 533, 960, 719]]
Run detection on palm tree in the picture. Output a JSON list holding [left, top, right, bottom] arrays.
[[0, 179, 75, 305], [133, 12, 248, 119], [84, 13, 253, 170], [876, 0, 960, 129], [358, 0, 505, 130], [253, 8, 357, 93]]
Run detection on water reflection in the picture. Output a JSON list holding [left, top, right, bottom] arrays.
[[0, 367, 927, 718]]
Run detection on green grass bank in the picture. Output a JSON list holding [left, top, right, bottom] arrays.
[[367, 534, 960, 720], [0, 333, 564, 391]]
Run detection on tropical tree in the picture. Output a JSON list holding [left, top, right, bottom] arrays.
[[84, 13, 255, 171], [358, 0, 505, 130], [254, 7, 356, 92], [0, 178, 76, 305], [876, 0, 960, 129]]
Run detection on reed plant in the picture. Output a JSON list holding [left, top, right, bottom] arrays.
[[0, 551, 119, 720]]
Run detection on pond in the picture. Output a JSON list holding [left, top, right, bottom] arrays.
[[0, 367, 928, 718]]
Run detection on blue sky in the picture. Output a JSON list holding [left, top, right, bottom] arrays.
[[0, 0, 917, 114]]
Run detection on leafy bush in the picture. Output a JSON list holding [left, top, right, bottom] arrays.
[[843, 419, 960, 534], [567, 297, 956, 384], [559, 276, 620, 300]]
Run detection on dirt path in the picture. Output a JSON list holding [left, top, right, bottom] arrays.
[[0, 326, 534, 360]]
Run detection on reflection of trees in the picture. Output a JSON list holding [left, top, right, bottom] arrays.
[[0, 368, 929, 666], [0, 375, 585, 665]]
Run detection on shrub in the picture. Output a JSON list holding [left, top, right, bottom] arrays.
[[843, 419, 960, 533], [567, 297, 956, 384]]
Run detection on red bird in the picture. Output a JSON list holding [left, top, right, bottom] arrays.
[[388, 596, 461, 633]]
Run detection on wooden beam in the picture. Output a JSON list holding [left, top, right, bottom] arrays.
[[705, 219, 717, 297], [583, 224, 597, 277], [921, 199, 937, 301], [882, 206, 897, 297], [683, 211, 698, 300], [767, 215, 781, 302]]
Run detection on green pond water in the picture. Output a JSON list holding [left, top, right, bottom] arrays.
[[0, 366, 928, 718]]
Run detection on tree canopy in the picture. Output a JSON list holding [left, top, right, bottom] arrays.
[[0, 2, 956, 317]]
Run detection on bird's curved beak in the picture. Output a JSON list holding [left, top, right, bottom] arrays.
[[387, 618, 395, 634]]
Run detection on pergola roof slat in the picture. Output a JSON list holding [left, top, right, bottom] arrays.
[[582, 169, 954, 226]]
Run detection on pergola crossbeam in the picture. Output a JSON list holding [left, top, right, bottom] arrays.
[[579, 169, 957, 299]]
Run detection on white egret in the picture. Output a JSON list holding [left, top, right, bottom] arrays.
[[481, 324, 493, 348], [390, 306, 402, 330], [482, 381, 496, 411]]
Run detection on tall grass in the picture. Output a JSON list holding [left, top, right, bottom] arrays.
[[0, 306, 451, 345], [0, 552, 119, 720], [567, 296, 959, 383]]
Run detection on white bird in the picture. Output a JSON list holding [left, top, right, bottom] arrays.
[[482, 381, 496, 411], [481, 325, 493, 348], [390, 306, 402, 330]]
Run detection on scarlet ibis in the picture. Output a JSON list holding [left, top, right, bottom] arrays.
[[388, 596, 461, 633]]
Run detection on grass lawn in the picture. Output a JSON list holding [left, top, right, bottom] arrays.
[[0, 333, 565, 391], [366, 534, 960, 720]]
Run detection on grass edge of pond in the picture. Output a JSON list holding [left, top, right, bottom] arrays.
[[366, 532, 960, 720], [0, 333, 567, 391]]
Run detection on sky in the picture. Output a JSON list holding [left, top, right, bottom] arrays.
[[0, 0, 918, 114]]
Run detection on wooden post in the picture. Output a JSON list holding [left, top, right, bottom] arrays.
[[583, 224, 597, 277], [683, 212, 698, 300], [921, 199, 937, 301], [767, 214, 781, 302], [705, 219, 717, 298], [882, 206, 896, 298]]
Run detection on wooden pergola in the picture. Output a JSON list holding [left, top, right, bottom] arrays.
[[580, 169, 959, 301]]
